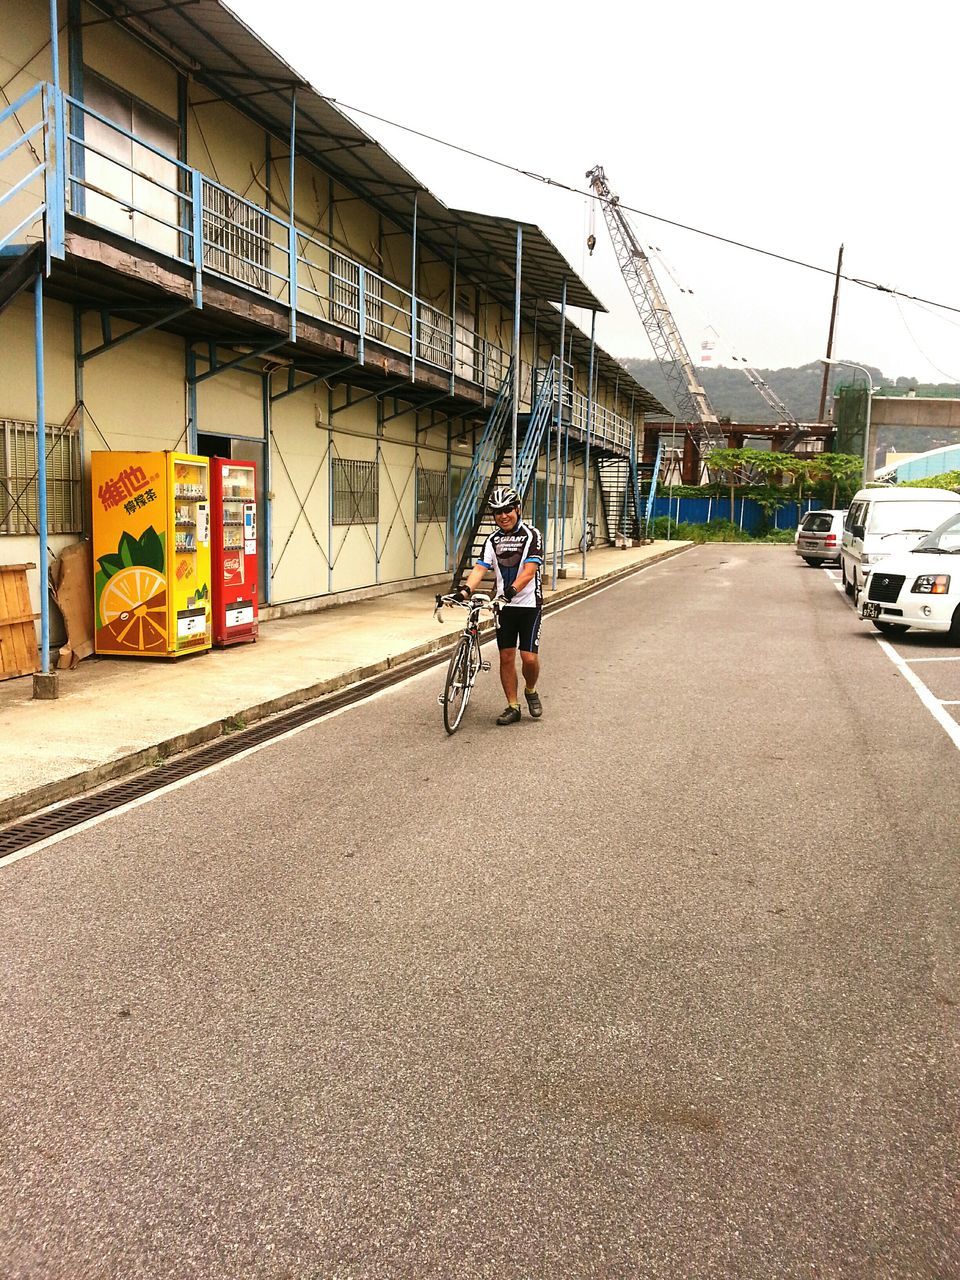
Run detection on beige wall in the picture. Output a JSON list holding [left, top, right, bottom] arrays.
[[269, 386, 329, 604], [82, 1, 178, 120]]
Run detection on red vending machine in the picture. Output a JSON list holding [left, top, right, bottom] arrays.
[[210, 458, 259, 647]]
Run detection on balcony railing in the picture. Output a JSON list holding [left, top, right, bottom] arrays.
[[0, 83, 639, 446]]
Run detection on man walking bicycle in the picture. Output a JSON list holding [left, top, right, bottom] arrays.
[[452, 486, 544, 725]]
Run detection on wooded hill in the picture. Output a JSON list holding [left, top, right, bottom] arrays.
[[621, 359, 960, 425]]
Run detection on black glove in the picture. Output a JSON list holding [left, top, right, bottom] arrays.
[[452, 585, 472, 602], [502, 584, 517, 602]]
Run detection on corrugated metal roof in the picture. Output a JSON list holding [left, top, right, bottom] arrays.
[[100, 0, 662, 413], [106, 1, 599, 307]]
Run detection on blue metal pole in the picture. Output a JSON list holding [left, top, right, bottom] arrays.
[[263, 370, 273, 605], [582, 309, 596, 578], [551, 278, 567, 590], [49, 0, 60, 93], [511, 223, 522, 486], [186, 346, 198, 453], [34, 276, 50, 674], [288, 87, 297, 342], [410, 191, 418, 381]]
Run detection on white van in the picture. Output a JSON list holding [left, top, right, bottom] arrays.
[[841, 486, 960, 601]]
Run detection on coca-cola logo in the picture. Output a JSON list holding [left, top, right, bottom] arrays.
[[224, 555, 241, 574]]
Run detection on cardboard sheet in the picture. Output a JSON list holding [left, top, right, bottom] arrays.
[[51, 541, 95, 669]]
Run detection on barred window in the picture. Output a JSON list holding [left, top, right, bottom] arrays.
[[202, 180, 269, 292], [1, 419, 83, 535], [416, 466, 448, 522], [417, 303, 452, 368], [332, 457, 378, 525], [330, 254, 383, 338]]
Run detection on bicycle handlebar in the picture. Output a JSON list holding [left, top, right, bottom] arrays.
[[433, 591, 503, 622]]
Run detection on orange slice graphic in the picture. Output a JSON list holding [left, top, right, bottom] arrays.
[[99, 567, 168, 652]]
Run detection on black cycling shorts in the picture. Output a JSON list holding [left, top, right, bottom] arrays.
[[497, 605, 542, 653]]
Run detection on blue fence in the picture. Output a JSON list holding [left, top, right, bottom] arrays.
[[650, 495, 822, 534]]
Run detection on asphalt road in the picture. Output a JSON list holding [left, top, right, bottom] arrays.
[[2, 545, 958, 1279]]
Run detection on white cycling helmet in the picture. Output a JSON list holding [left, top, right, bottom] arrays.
[[489, 485, 520, 514]]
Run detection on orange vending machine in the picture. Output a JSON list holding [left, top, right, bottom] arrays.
[[91, 451, 212, 657], [210, 458, 259, 647]]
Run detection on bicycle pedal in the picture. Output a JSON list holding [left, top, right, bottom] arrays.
[[480, 661, 491, 672]]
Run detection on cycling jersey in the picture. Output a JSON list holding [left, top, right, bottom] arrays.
[[478, 520, 544, 607]]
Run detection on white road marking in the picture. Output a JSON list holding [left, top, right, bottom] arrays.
[[1, 563, 661, 870], [820, 566, 960, 749], [875, 639, 960, 752]]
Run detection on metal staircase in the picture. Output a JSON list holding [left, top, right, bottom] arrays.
[[595, 431, 665, 545], [450, 356, 562, 584]]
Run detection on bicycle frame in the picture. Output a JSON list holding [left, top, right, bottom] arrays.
[[434, 592, 499, 733]]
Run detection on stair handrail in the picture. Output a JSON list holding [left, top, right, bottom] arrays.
[[514, 355, 560, 497], [644, 432, 665, 535], [450, 356, 515, 558], [0, 83, 49, 255]]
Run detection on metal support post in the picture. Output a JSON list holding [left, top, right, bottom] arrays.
[[288, 87, 297, 341], [409, 191, 418, 382], [511, 223, 522, 485], [449, 228, 458, 397], [185, 345, 198, 453], [551, 277, 567, 590], [582, 310, 596, 579], [262, 371, 274, 605], [33, 275, 55, 694]]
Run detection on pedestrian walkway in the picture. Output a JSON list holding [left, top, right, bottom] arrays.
[[0, 541, 689, 822]]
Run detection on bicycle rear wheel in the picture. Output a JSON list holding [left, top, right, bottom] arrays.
[[442, 636, 474, 734]]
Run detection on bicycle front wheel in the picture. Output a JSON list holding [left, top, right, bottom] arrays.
[[442, 636, 474, 734]]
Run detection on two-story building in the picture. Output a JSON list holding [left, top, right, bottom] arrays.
[[0, 0, 664, 667]]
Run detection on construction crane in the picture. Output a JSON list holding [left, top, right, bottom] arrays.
[[586, 164, 728, 467], [737, 362, 810, 452]]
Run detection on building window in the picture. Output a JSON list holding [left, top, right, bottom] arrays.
[[1, 418, 83, 535], [332, 458, 378, 525], [416, 466, 448, 522], [80, 71, 180, 258]]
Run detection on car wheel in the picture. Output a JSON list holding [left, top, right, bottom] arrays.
[[873, 621, 909, 636], [852, 573, 861, 607], [801, 556, 819, 566], [842, 563, 854, 597], [948, 605, 960, 645]]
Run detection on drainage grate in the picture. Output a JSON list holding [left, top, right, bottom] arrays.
[[0, 560, 659, 860]]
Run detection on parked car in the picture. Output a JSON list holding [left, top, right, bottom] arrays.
[[841, 486, 960, 602], [795, 509, 845, 565], [857, 509, 960, 639]]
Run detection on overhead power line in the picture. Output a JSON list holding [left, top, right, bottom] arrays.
[[326, 96, 960, 321]]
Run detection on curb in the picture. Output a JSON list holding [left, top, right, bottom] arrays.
[[2, 543, 691, 825]]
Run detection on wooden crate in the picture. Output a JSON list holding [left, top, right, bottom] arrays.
[[0, 563, 39, 681]]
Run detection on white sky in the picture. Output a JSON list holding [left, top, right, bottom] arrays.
[[230, 0, 960, 383]]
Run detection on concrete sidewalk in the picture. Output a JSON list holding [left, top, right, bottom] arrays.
[[1, 541, 689, 823]]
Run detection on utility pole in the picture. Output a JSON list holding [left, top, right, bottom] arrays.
[[818, 244, 844, 423]]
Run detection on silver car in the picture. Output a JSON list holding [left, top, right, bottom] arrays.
[[795, 509, 845, 566]]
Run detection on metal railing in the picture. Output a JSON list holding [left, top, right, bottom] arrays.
[[1, 84, 644, 456], [1, 82, 515, 388]]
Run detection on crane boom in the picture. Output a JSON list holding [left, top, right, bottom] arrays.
[[587, 165, 727, 458], [739, 365, 810, 452]]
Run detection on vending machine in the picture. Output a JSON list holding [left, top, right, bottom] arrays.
[[210, 458, 259, 647], [91, 451, 212, 658]]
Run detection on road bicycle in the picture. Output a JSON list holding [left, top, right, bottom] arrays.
[[433, 591, 500, 734], [578, 520, 596, 553]]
